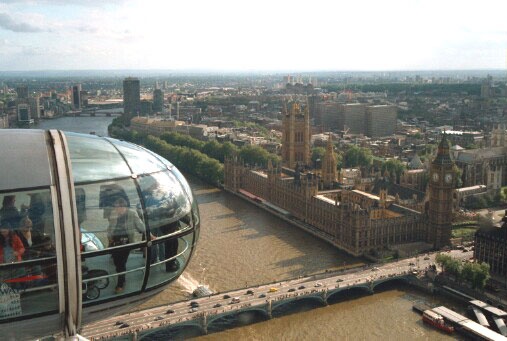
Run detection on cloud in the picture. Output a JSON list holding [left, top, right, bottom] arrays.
[[0, 12, 44, 32]]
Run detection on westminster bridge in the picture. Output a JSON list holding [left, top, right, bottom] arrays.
[[80, 250, 471, 340]]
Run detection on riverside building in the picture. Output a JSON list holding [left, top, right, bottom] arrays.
[[224, 99, 454, 257]]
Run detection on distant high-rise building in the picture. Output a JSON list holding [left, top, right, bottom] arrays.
[[28, 97, 41, 120], [123, 77, 141, 119], [342, 103, 366, 134], [16, 86, 28, 100], [365, 105, 397, 137], [80, 91, 88, 107], [17, 103, 31, 122], [315, 102, 396, 137], [140, 100, 153, 116], [153, 89, 164, 112], [72, 84, 82, 109]]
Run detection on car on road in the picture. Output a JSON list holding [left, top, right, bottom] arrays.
[[298, 285, 305, 289], [189, 301, 199, 307], [336, 279, 343, 283], [268, 287, 278, 293], [165, 309, 174, 314], [259, 293, 266, 298], [188, 308, 198, 313], [231, 297, 240, 304], [408, 262, 415, 266], [288, 288, 296, 292], [223, 294, 231, 299], [314, 282, 322, 287], [213, 303, 222, 308], [246, 290, 254, 295], [371, 267, 379, 271]]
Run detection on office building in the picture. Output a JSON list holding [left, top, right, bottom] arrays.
[[153, 89, 164, 112], [29, 97, 41, 120], [17, 103, 31, 122], [123, 77, 141, 119], [366, 105, 397, 137], [72, 84, 82, 110], [16, 86, 28, 100]]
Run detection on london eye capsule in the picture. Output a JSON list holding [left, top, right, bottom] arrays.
[[0, 129, 199, 340]]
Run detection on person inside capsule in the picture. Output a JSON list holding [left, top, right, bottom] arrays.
[[108, 197, 155, 294]]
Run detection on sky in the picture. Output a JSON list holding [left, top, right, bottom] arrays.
[[0, 0, 505, 72]]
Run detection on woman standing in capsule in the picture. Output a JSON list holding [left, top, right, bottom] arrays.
[[108, 197, 154, 294]]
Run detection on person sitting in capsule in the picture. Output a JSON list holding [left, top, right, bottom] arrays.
[[0, 221, 25, 264], [107, 197, 155, 294]]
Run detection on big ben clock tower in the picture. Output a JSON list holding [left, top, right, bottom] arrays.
[[428, 133, 455, 248]]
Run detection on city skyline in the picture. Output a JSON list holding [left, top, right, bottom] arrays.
[[0, 0, 505, 72]]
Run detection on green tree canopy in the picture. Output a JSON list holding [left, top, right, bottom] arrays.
[[239, 145, 279, 168], [344, 145, 373, 168], [381, 159, 406, 183], [311, 147, 326, 164]]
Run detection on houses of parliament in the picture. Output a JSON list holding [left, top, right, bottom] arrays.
[[224, 99, 455, 257]]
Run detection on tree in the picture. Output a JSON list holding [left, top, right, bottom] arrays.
[[435, 253, 452, 272], [311, 147, 326, 164], [453, 165, 463, 188], [461, 262, 475, 284], [344, 145, 373, 169], [239, 145, 276, 168], [381, 159, 406, 183], [473, 263, 490, 290]]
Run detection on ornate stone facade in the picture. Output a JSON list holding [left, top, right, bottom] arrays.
[[281, 100, 311, 169], [224, 105, 455, 256], [224, 157, 427, 257], [428, 134, 455, 248]]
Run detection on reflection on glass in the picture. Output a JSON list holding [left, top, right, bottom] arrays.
[[107, 138, 167, 175], [75, 178, 144, 297], [0, 189, 58, 320], [67, 133, 131, 183]]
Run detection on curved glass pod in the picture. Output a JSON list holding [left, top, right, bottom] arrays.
[[69, 132, 199, 303], [0, 130, 199, 340]]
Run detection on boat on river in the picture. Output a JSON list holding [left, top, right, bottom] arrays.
[[193, 285, 213, 297], [422, 310, 454, 334]]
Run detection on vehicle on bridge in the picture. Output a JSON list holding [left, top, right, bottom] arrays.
[[0, 130, 200, 340]]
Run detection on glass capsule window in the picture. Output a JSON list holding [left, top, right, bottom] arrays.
[[66, 133, 199, 303]]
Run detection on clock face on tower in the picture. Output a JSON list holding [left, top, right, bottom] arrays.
[[432, 173, 439, 182], [445, 173, 453, 184]]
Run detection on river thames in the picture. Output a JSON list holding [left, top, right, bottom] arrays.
[[37, 117, 462, 340]]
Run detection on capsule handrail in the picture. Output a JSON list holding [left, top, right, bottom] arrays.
[[149, 238, 190, 268]]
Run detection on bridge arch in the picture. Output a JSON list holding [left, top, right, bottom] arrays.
[[271, 296, 326, 317], [139, 323, 204, 340], [327, 286, 372, 302], [207, 307, 269, 325], [207, 309, 269, 332], [371, 276, 411, 291]]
